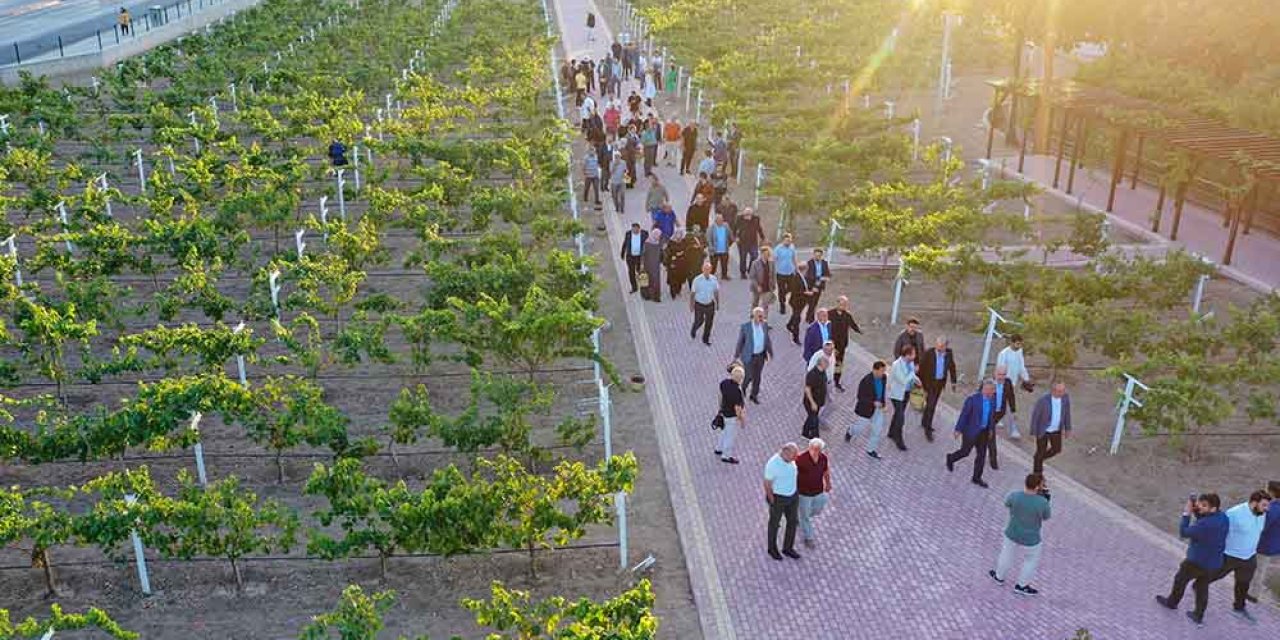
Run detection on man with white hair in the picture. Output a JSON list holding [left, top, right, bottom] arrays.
[[796, 438, 832, 548], [716, 365, 747, 464], [764, 442, 801, 560], [807, 341, 837, 427]]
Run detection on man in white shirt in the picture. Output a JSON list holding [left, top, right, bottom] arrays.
[[1209, 491, 1272, 623], [688, 261, 719, 346], [1029, 381, 1071, 474], [764, 442, 801, 560], [996, 334, 1032, 438]]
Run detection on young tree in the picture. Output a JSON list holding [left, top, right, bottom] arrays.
[[450, 286, 604, 381], [149, 471, 298, 591], [464, 579, 658, 640], [0, 604, 138, 639], [0, 486, 76, 596], [297, 585, 420, 640], [485, 453, 637, 577], [11, 298, 98, 402]]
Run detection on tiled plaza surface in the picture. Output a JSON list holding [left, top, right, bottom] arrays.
[[553, 1, 1280, 638]]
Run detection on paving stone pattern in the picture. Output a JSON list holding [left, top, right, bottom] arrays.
[[552, 1, 1280, 638]]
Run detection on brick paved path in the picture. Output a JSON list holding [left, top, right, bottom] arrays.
[[551, 2, 1280, 638]]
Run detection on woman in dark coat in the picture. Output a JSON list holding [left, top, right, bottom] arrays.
[[663, 227, 693, 299], [641, 228, 664, 301]]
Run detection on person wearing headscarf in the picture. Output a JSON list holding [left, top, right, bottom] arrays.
[[641, 228, 664, 301]]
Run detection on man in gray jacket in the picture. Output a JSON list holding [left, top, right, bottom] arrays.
[[1029, 381, 1071, 474], [735, 307, 774, 404]]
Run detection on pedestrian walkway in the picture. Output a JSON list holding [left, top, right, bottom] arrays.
[[995, 154, 1278, 292], [553, 1, 1280, 638]]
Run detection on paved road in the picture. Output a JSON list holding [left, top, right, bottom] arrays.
[[0, 0, 216, 65], [552, 1, 1280, 638]]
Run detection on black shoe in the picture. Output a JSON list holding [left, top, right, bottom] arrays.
[[866, 451, 881, 460], [714, 450, 722, 456], [690, 331, 696, 340], [629, 288, 637, 294], [1245, 594, 1260, 604], [749, 396, 760, 405], [989, 570, 1004, 585], [835, 383, 845, 392], [946, 455, 954, 473], [844, 433, 852, 443], [782, 549, 801, 560], [924, 429, 934, 442], [1155, 595, 1176, 610], [1185, 611, 1204, 627], [1013, 584, 1039, 596], [721, 457, 739, 464], [972, 479, 989, 488], [768, 549, 783, 561], [703, 339, 711, 346], [894, 441, 908, 452], [1230, 608, 1257, 625], [791, 334, 800, 345]]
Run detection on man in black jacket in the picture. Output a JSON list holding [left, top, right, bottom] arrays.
[[987, 366, 1017, 470], [845, 361, 887, 459], [680, 121, 699, 175], [620, 222, 647, 294], [733, 207, 766, 279], [919, 336, 957, 442], [785, 263, 817, 344], [802, 357, 829, 439], [804, 249, 831, 323], [828, 295, 862, 391]]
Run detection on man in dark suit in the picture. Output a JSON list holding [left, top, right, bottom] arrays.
[[988, 366, 1018, 470], [801, 307, 832, 363], [802, 357, 829, 439], [1029, 381, 1072, 474], [845, 361, 888, 459], [785, 262, 817, 343], [620, 222, 647, 293], [804, 249, 831, 323], [828, 295, 862, 391], [734, 306, 773, 404], [918, 336, 957, 442], [946, 379, 997, 488]]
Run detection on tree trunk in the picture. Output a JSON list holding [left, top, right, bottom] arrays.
[[231, 556, 244, 592], [275, 450, 285, 484], [40, 548, 58, 597], [526, 540, 538, 579], [379, 553, 388, 582]]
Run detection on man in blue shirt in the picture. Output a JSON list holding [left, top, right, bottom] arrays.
[[1156, 493, 1230, 626], [1250, 480, 1280, 604], [704, 214, 734, 280], [945, 379, 996, 488], [773, 233, 798, 314]]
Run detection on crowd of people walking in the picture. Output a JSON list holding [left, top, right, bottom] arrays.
[[574, 26, 1279, 630]]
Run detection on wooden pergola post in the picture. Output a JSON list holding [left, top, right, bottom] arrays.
[[1018, 108, 1031, 173], [1223, 183, 1253, 266], [1107, 129, 1130, 211], [1243, 183, 1261, 235], [985, 88, 1002, 159], [1152, 183, 1167, 233], [1130, 134, 1144, 189], [1067, 117, 1088, 195], [1053, 109, 1070, 188], [1170, 162, 1197, 241]]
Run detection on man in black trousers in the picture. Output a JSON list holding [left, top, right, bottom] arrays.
[[919, 335, 957, 442], [763, 442, 801, 560], [619, 222, 647, 294], [946, 379, 997, 488]]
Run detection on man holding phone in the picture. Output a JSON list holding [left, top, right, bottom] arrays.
[[1155, 493, 1229, 626]]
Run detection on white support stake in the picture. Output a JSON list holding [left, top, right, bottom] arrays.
[[4, 235, 21, 287], [319, 196, 330, 240], [335, 169, 346, 222], [56, 201, 73, 253], [1110, 374, 1149, 455], [190, 412, 207, 486], [124, 494, 152, 595], [294, 229, 306, 258], [187, 111, 201, 154], [1192, 274, 1210, 314], [825, 220, 842, 261], [890, 261, 908, 325], [977, 307, 1016, 381], [352, 144, 361, 191], [233, 322, 248, 386], [884, 100, 895, 120], [911, 119, 921, 162], [268, 270, 281, 318], [754, 163, 764, 211], [134, 149, 147, 194], [229, 82, 238, 111], [97, 173, 113, 218]]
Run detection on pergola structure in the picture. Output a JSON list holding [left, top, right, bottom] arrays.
[[985, 80, 1280, 266]]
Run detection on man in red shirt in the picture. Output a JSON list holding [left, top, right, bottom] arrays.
[[796, 438, 832, 548]]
